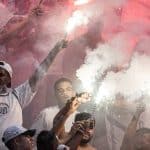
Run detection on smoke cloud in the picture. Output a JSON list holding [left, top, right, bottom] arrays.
[[76, 0, 150, 106]]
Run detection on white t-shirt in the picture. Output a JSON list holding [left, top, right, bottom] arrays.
[[0, 81, 36, 150], [31, 106, 78, 135]]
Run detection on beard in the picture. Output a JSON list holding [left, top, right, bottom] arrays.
[[0, 78, 11, 94], [0, 84, 8, 94], [80, 136, 92, 145], [0, 76, 11, 87]]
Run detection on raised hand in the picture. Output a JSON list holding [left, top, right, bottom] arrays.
[[70, 121, 86, 136], [134, 102, 146, 119], [56, 39, 68, 49], [136, 102, 145, 114], [77, 92, 92, 103], [66, 97, 81, 114]]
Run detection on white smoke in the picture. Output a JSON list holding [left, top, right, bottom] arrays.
[[66, 10, 89, 34], [34, 3, 70, 55], [77, 38, 150, 105], [77, 35, 150, 105], [76, 32, 133, 93], [76, 0, 150, 107], [96, 52, 150, 103]]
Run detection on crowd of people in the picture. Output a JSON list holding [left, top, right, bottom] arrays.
[[0, 4, 96, 149], [0, 59, 96, 150], [0, 1, 150, 150], [0, 58, 150, 150]]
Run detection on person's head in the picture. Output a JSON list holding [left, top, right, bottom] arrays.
[[74, 112, 95, 145], [0, 61, 12, 88], [2, 125, 36, 150], [133, 128, 150, 150], [37, 130, 58, 150], [54, 78, 76, 107]]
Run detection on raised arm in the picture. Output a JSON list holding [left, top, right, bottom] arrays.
[[53, 97, 81, 136], [53, 93, 91, 136], [29, 39, 67, 92], [120, 102, 145, 150]]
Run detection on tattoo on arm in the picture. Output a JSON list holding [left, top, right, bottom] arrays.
[[29, 40, 66, 92]]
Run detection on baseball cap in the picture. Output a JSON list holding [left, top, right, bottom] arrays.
[[0, 61, 13, 78], [2, 125, 36, 144]]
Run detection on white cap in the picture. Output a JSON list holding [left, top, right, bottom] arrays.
[[0, 61, 13, 78], [2, 125, 36, 144]]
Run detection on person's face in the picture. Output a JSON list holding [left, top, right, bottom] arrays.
[[14, 135, 35, 150], [80, 120, 95, 145], [80, 129, 94, 145], [55, 81, 76, 105], [134, 133, 150, 150], [0, 68, 11, 87]]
